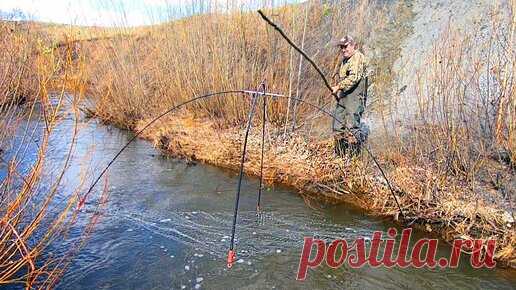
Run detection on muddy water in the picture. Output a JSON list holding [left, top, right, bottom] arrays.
[[3, 106, 514, 290]]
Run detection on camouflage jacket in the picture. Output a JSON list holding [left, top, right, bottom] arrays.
[[333, 51, 368, 93]]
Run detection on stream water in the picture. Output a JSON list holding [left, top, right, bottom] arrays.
[[2, 106, 515, 290]]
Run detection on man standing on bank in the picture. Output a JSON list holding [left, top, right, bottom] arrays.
[[331, 35, 368, 157]]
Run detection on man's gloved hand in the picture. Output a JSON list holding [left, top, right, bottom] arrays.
[[330, 85, 340, 102]]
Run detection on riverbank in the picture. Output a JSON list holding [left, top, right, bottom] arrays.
[[107, 112, 514, 268]]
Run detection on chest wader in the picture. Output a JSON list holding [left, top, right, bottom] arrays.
[[332, 76, 368, 157]]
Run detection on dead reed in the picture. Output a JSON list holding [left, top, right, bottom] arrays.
[[0, 23, 106, 288]]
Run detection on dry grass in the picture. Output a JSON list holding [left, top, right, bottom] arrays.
[[0, 23, 39, 110]]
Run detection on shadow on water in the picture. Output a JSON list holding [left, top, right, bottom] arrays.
[[2, 105, 514, 290]]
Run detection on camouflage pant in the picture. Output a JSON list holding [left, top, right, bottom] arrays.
[[332, 79, 367, 156]]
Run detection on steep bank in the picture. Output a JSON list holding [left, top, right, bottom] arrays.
[[390, 0, 511, 124]]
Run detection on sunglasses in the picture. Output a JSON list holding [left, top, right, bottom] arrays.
[[339, 44, 349, 49]]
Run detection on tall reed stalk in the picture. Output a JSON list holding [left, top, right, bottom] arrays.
[[1, 21, 105, 288]]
